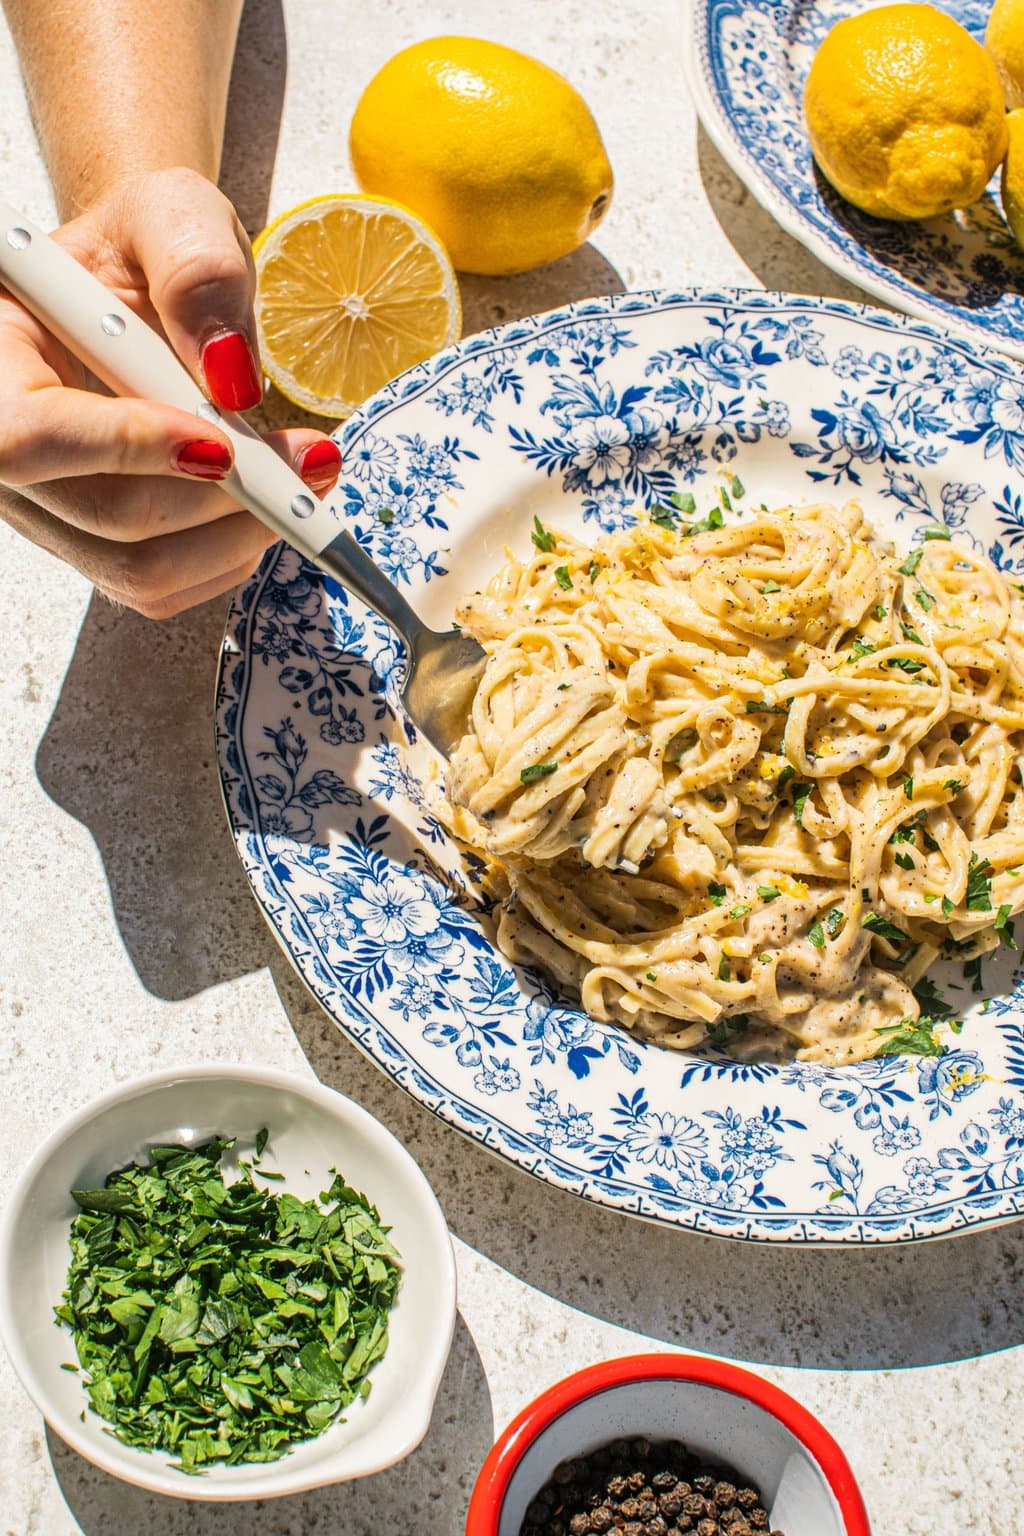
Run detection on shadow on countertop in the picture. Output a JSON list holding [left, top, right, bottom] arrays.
[[271, 956, 1024, 1378], [695, 122, 874, 307], [47, 1314, 492, 1536]]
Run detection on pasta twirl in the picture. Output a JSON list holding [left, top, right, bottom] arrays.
[[442, 501, 1024, 1064]]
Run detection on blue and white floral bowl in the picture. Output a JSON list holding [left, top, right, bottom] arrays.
[[689, 0, 1024, 359], [216, 289, 1024, 1245]]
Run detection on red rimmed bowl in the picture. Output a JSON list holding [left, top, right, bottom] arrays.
[[466, 1355, 870, 1536]]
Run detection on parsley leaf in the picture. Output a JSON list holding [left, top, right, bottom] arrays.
[[649, 504, 677, 531], [717, 955, 731, 981], [899, 548, 924, 578], [850, 638, 876, 660], [554, 565, 573, 591], [941, 895, 955, 918], [588, 560, 600, 583], [792, 782, 813, 827], [377, 506, 395, 526], [776, 764, 796, 794], [872, 1018, 946, 1058], [862, 911, 913, 948], [682, 506, 725, 538], [531, 515, 556, 552], [943, 778, 964, 794], [708, 881, 728, 906], [808, 920, 825, 949], [731, 474, 745, 499], [745, 699, 789, 715], [757, 885, 781, 902], [894, 851, 915, 870], [903, 775, 914, 801], [965, 854, 994, 912], [669, 491, 696, 513], [520, 762, 559, 784], [923, 526, 951, 541], [760, 579, 783, 594], [874, 603, 888, 620]]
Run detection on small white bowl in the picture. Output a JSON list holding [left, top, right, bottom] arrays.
[[467, 1355, 870, 1536], [0, 1064, 456, 1501]]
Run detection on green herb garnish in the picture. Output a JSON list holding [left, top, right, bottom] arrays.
[[649, 504, 677, 531], [941, 895, 955, 919], [588, 561, 600, 583], [966, 854, 994, 913], [894, 851, 915, 871], [708, 881, 728, 906], [670, 491, 696, 514], [531, 515, 556, 552], [54, 1136, 400, 1472], [554, 565, 573, 591], [850, 638, 876, 660], [377, 507, 395, 526], [776, 764, 796, 794], [923, 527, 952, 541], [645, 971, 658, 983], [899, 548, 924, 578], [682, 506, 725, 538], [943, 778, 964, 794], [903, 775, 914, 801], [825, 907, 846, 937], [757, 885, 781, 902], [730, 904, 751, 919], [791, 782, 812, 828], [808, 921, 825, 949], [731, 474, 745, 499], [872, 1018, 946, 1058], [874, 603, 888, 620], [745, 699, 789, 715], [862, 911, 913, 947], [717, 956, 731, 981], [760, 579, 783, 594], [521, 762, 559, 784]]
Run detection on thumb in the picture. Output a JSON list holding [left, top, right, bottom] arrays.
[[118, 168, 263, 413]]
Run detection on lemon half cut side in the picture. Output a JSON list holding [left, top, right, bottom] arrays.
[[252, 194, 461, 418]]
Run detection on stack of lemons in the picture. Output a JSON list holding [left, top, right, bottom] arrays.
[[804, 0, 1024, 248], [252, 38, 613, 417]]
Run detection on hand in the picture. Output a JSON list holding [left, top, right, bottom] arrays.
[[0, 167, 342, 618]]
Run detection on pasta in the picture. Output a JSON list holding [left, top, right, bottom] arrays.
[[441, 499, 1024, 1064]]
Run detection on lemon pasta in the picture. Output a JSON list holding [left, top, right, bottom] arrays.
[[442, 500, 1024, 1064]]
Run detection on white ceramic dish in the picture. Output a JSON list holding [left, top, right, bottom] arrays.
[[466, 1355, 870, 1536], [216, 288, 1024, 1245], [0, 1065, 456, 1501]]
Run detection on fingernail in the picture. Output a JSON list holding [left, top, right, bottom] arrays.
[[201, 329, 262, 412], [297, 439, 342, 494], [175, 439, 232, 479]]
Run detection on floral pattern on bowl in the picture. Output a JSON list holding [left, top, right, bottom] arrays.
[[689, 0, 1024, 358], [216, 289, 1024, 1243]]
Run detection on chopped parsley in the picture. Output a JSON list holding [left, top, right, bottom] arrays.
[[995, 904, 1018, 950], [791, 782, 812, 828], [588, 560, 600, 583], [554, 565, 573, 591], [708, 881, 728, 906], [520, 762, 558, 784], [923, 526, 952, 541], [719, 486, 732, 513], [666, 726, 698, 759], [899, 548, 924, 578], [717, 956, 731, 982], [943, 778, 964, 794], [912, 975, 954, 1021], [915, 587, 936, 611], [649, 504, 677, 531], [760, 579, 783, 594], [900, 621, 925, 646], [886, 656, 925, 674], [862, 911, 913, 948], [894, 851, 915, 870], [808, 921, 825, 949], [730, 904, 751, 919], [872, 1018, 947, 1058], [874, 603, 888, 620], [645, 971, 658, 983], [903, 775, 915, 801], [757, 885, 781, 902], [825, 907, 847, 937], [731, 474, 745, 499], [530, 515, 556, 552], [682, 506, 725, 538], [941, 895, 955, 919], [745, 699, 789, 715], [377, 506, 395, 526], [965, 854, 994, 912], [776, 764, 796, 794], [850, 638, 876, 660], [670, 490, 696, 513]]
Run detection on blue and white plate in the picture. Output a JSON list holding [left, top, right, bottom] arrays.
[[689, 0, 1024, 359], [216, 290, 1024, 1244]]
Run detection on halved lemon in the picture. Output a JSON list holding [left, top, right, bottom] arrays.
[[252, 193, 461, 417]]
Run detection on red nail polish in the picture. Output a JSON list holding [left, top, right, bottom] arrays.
[[175, 439, 232, 479], [201, 330, 262, 412], [297, 439, 342, 492]]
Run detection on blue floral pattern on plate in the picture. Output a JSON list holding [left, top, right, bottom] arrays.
[[216, 289, 1024, 1243], [689, 0, 1024, 358]]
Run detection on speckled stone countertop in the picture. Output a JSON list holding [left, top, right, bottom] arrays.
[[0, 2, 1020, 1532]]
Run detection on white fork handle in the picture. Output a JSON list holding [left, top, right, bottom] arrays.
[[0, 201, 341, 559]]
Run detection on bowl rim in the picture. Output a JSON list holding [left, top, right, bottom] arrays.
[[0, 1062, 457, 1500], [464, 1352, 870, 1536]]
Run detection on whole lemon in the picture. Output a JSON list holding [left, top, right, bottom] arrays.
[[804, 3, 1008, 221], [1002, 108, 1024, 249], [987, 0, 1024, 111], [349, 36, 613, 275]]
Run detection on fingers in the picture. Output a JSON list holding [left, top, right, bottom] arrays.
[[0, 386, 234, 489], [0, 484, 276, 617], [109, 168, 263, 411]]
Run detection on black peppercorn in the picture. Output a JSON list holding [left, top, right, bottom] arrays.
[[736, 1488, 759, 1510], [693, 1476, 716, 1497], [652, 1470, 678, 1492], [590, 1510, 614, 1534]]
